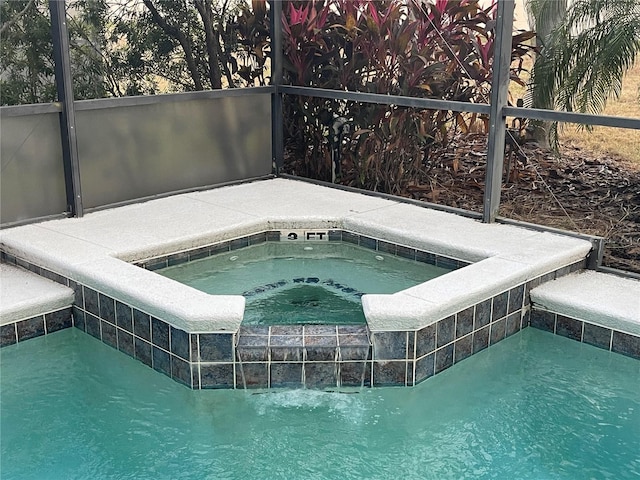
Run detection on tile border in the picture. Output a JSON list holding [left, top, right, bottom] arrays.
[[0, 307, 73, 347], [530, 308, 640, 360], [1, 239, 597, 389], [133, 229, 471, 272]]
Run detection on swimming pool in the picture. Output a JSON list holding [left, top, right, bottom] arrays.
[[1, 327, 638, 479], [157, 242, 451, 325], [0, 178, 595, 389]]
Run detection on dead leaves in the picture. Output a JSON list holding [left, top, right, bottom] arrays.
[[394, 134, 640, 272]]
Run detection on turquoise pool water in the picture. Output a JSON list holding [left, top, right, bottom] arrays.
[[1, 327, 638, 479], [158, 242, 450, 325]]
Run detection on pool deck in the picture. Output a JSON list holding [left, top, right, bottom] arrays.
[[531, 271, 640, 336], [1, 178, 594, 334], [0, 263, 73, 324]]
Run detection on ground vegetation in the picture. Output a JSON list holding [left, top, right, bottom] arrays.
[[1, 0, 637, 272]]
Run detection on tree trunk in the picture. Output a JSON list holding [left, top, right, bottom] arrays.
[[194, 0, 223, 89], [216, 23, 236, 88], [142, 0, 204, 91], [527, 0, 568, 146]]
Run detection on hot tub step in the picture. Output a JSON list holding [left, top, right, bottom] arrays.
[[1, 263, 74, 346], [530, 271, 640, 359]]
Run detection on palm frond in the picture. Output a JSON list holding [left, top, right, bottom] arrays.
[[527, 0, 640, 147], [526, 0, 568, 47]]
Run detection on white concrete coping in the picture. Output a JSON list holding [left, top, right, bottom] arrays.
[[0, 178, 594, 333], [0, 264, 74, 325], [530, 271, 640, 336], [77, 258, 245, 332]]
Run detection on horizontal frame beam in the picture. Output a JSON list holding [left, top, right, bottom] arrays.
[[597, 266, 640, 281], [74, 86, 275, 111], [497, 216, 602, 243], [4, 91, 637, 131], [504, 106, 640, 130], [280, 86, 491, 114], [1, 103, 62, 117]]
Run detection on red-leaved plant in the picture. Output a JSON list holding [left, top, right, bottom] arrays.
[[282, 0, 534, 194]]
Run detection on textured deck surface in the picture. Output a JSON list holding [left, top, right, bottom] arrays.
[[531, 271, 640, 335], [0, 263, 73, 324], [0, 178, 593, 332]]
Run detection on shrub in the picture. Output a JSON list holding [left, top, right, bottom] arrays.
[[282, 0, 534, 194]]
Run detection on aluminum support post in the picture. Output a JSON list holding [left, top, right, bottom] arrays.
[[270, 0, 284, 173], [482, 0, 514, 223], [49, 0, 83, 217]]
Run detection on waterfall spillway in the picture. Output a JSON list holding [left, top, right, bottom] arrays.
[[235, 324, 372, 389]]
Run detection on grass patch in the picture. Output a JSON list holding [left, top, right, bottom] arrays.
[[510, 62, 640, 168], [559, 64, 640, 169]]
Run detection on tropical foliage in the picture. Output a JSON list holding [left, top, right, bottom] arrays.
[[527, 0, 640, 144], [281, 0, 535, 193], [0, 0, 270, 104], [2, 0, 538, 196], [1, 0, 57, 104]]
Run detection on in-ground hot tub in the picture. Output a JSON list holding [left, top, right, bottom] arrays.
[[0, 178, 594, 389], [143, 229, 463, 388], [156, 236, 455, 326]]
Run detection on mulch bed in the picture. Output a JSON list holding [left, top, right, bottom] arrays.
[[284, 133, 639, 273], [401, 134, 640, 273]]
